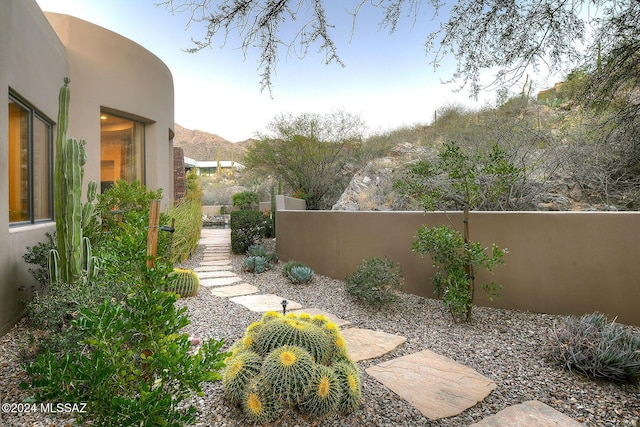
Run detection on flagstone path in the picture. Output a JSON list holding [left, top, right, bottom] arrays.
[[192, 228, 581, 425]]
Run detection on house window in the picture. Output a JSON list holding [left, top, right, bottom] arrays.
[[8, 94, 53, 224], [100, 112, 145, 192]]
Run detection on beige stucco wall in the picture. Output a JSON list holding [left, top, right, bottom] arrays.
[[0, 0, 68, 334], [45, 12, 175, 209], [0, 0, 175, 334], [276, 208, 640, 326]]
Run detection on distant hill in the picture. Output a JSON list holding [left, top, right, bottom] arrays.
[[173, 124, 254, 162]]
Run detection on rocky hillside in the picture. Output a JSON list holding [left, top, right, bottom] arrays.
[[173, 124, 254, 162]]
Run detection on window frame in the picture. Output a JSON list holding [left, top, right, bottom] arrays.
[[8, 90, 54, 227]]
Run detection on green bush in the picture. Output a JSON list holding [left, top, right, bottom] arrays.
[[547, 312, 640, 384], [247, 244, 278, 263], [412, 225, 506, 322], [232, 191, 260, 210], [21, 232, 56, 290], [344, 257, 403, 308], [282, 260, 307, 277], [22, 282, 228, 427], [168, 197, 202, 263], [230, 210, 266, 254]]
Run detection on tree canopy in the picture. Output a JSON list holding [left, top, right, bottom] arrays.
[[160, 0, 639, 102]]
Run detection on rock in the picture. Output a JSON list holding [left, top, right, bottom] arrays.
[[366, 349, 497, 420], [469, 400, 582, 426], [332, 143, 434, 211]]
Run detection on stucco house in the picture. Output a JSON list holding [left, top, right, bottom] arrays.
[[1, 0, 175, 334]]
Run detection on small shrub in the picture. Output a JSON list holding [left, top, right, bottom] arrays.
[[344, 257, 403, 308], [412, 225, 506, 322], [288, 265, 314, 285], [243, 256, 272, 274], [232, 191, 260, 210], [22, 232, 56, 290], [547, 312, 640, 384], [282, 260, 307, 277], [247, 244, 278, 264], [22, 283, 228, 427], [230, 210, 266, 254]]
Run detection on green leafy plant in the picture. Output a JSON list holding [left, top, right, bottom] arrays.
[[232, 191, 260, 210], [243, 256, 272, 274], [344, 257, 403, 308], [413, 225, 506, 322], [547, 312, 640, 384], [22, 232, 56, 290], [395, 140, 512, 322], [22, 282, 228, 427], [230, 210, 266, 254], [247, 244, 278, 263], [222, 312, 361, 423], [288, 265, 314, 284]]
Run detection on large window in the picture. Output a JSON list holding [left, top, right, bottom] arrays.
[[100, 112, 145, 193], [8, 94, 53, 224]]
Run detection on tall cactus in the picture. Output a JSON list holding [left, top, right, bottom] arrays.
[[50, 77, 98, 285]]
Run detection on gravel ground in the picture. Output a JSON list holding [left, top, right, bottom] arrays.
[[1, 238, 639, 426]]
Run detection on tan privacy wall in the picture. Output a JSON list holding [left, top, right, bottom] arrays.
[[276, 206, 640, 326]]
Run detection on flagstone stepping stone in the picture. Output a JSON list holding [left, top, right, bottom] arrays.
[[194, 265, 232, 272], [366, 349, 497, 420], [469, 400, 582, 427], [229, 294, 302, 312], [196, 271, 237, 279], [288, 308, 351, 327], [199, 260, 232, 266], [341, 328, 406, 362], [202, 256, 232, 262], [200, 276, 242, 287], [210, 283, 259, 297]]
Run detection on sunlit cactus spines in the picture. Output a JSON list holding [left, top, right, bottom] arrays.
[[165, 268, 200, 297], [222, 311, 362, 422], [242, 376, 284, 425], [301, 364, 343, 417], [222, 349, 262, 404], [263, 345, 314, 404]]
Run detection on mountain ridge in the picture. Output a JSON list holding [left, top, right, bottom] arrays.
[[173, 123, 254, 162]]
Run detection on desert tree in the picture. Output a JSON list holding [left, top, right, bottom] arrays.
[[159, 0, 638, 101], [243, 110, 366, 209]]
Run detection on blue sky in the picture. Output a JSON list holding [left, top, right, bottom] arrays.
[[34, 0, 549, 142]]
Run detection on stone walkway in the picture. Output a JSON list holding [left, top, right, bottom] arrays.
[[194, 228, 581, 425]]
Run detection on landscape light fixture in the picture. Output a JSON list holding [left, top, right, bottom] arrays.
[[281, 299, 288, 315]]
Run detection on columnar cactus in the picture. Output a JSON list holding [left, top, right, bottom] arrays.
[[222, 311, 362, 423], [50, 78, 98, 285]]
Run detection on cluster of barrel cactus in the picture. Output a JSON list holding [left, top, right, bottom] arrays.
[[164, 268, 200, 297], [222, 311, 361, 424]]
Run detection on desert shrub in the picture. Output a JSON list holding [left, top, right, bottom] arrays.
[[230, 210, 266, 254], [547, 312, 640, 384], [232, 191, 260, 210], [412, 225, 506, 322], [168, 197, 202, 263], [222, 311, 361, 423], [247, 244, 278, 263], [243, 256, 272, 274], [287, 265, 314, 285], [282, 260, 307, 277], [22, 280, 227, 427], [21, 232, 56, 290], [344, 257, 403, 308]]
